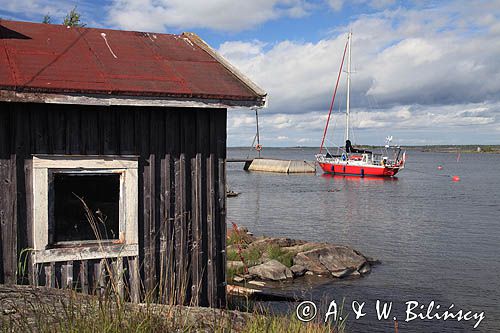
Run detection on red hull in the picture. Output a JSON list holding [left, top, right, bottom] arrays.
[[319, 162, 400, 177]]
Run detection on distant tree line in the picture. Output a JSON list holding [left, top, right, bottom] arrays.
[[43, 6, 85, 27]]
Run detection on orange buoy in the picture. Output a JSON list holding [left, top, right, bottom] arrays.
[[437, 165, 443, 170], [452, 175, 460, 182]]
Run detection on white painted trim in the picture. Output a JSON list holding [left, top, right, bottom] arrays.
[[32, 155, 139, 264], [0, 90, 265, 108], [33, 155, 138, 169]]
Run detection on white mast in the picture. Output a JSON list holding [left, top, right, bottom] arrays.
[[345, 31, 352, 143]]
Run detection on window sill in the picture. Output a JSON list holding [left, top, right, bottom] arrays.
[[46, 239, 123, 249], [34, 243, 138, 263]]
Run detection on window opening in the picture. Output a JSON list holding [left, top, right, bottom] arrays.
[[53, 173, 120, 243]]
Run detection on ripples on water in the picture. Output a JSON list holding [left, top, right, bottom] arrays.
[[227, 148, 500, 332]]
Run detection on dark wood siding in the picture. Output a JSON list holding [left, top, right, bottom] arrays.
[[0, 102, 227, 307]]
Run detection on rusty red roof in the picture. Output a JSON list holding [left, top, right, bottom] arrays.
[[0, 20, 266, 107]]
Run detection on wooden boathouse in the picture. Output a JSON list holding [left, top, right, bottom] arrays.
[[0, 20, 266, 307]]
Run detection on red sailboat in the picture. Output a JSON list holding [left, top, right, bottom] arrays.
[[316, 32, 406, 177]]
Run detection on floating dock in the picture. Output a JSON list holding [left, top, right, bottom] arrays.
[[227, 158, 316, 173]]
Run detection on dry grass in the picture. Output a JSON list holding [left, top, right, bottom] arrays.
[[0, 284, 347, 333]]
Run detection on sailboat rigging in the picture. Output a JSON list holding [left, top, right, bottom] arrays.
[[316, 32, 406, 177]]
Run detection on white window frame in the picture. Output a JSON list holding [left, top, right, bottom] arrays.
[[32, 155, 139, 263]]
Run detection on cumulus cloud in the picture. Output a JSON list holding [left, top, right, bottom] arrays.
[[326, 0, 395, 11], [0, 0, 68, 18], [107, 0, 312, 32], [0, 0, 103, 27], [228, 101, 499, 146], [327, 0, 344, 11], [223, 2, 500, 145]]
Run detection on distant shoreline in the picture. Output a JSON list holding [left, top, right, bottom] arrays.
[[228, 145, 500, 153]]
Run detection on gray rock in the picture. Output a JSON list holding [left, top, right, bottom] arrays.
[[290, 265, 307, 277], [349, 271, 361, 278], [293, 252, 329, 274], [294, 245, 368, 278], [248, 260, 293, 281], [359, 263, 371, 275], [227, 261, 245, 269], [233, 276, 245, 283], [248, 280, 266, 287], [330, 268, 356, 278]]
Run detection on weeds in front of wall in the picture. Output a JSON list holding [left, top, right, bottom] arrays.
[[7, 203, 350, 332], [16, 247, 34, 284]]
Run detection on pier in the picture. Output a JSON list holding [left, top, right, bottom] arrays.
[[227, 158, 316, 173]]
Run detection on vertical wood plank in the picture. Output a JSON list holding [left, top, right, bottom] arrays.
[[113, 257, 124, 299], [94, 259, 106, 296], [80, 110, 99, 155], [66, 109, 81, 154], [32, 108, 49, 154], [217, 158, 227, 307], [206, 154, 216, 307], [0, 106, 9, 284], [0, 155, 17, 284], [143, 154, 156, 293], [119, 109, 135, 155], [47, 107, 66, 154], [100, 110, 119, 155], [33, 263, 41, 286], [159, 154, 173, 303], [174, 155, 189, 304], [44, 262, 56, 288], [62, 261, 74, 289], [24, 159, 35, 285], [190, 154, 202, 305], [151, 110, 162, 297], [80, 260, 89, 294], [129, 256, 140, 303]]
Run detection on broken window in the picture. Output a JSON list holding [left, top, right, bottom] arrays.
[[53, 173, 120, 243]]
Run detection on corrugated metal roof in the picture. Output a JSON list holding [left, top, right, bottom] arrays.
[[0, 20, 266, 107]]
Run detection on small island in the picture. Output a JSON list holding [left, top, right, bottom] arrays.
[[227, 227, 379, 293]]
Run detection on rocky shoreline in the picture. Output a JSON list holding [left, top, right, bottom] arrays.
[[227, 227, 379, 287]]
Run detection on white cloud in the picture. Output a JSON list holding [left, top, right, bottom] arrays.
[[0, 0, 66, 17], [107, 0, 313, 32], [223, 2, 500, 145], [327, 0, 344, 11], [228, 101, 499, 146], [369, 0, 395, 9]]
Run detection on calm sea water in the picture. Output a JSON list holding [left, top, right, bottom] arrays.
[[226, 147, 500, 332]]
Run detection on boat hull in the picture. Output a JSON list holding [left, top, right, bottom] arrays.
[[318, 162, 400, 177]]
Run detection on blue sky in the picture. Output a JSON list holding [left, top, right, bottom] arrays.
[[1, 0, 499, 146]]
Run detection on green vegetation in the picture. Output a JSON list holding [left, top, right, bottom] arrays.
[[63, 7, 85, 27], [42, 7, 85, 27], [243, 246, 262, 266], [42, 14, 52, 24], [227, 248, 240, 261], [227, 265, 246, 282], [243, 315, 336, 333], [266, 245, 294, 268], [227, 243, 294, 269]]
